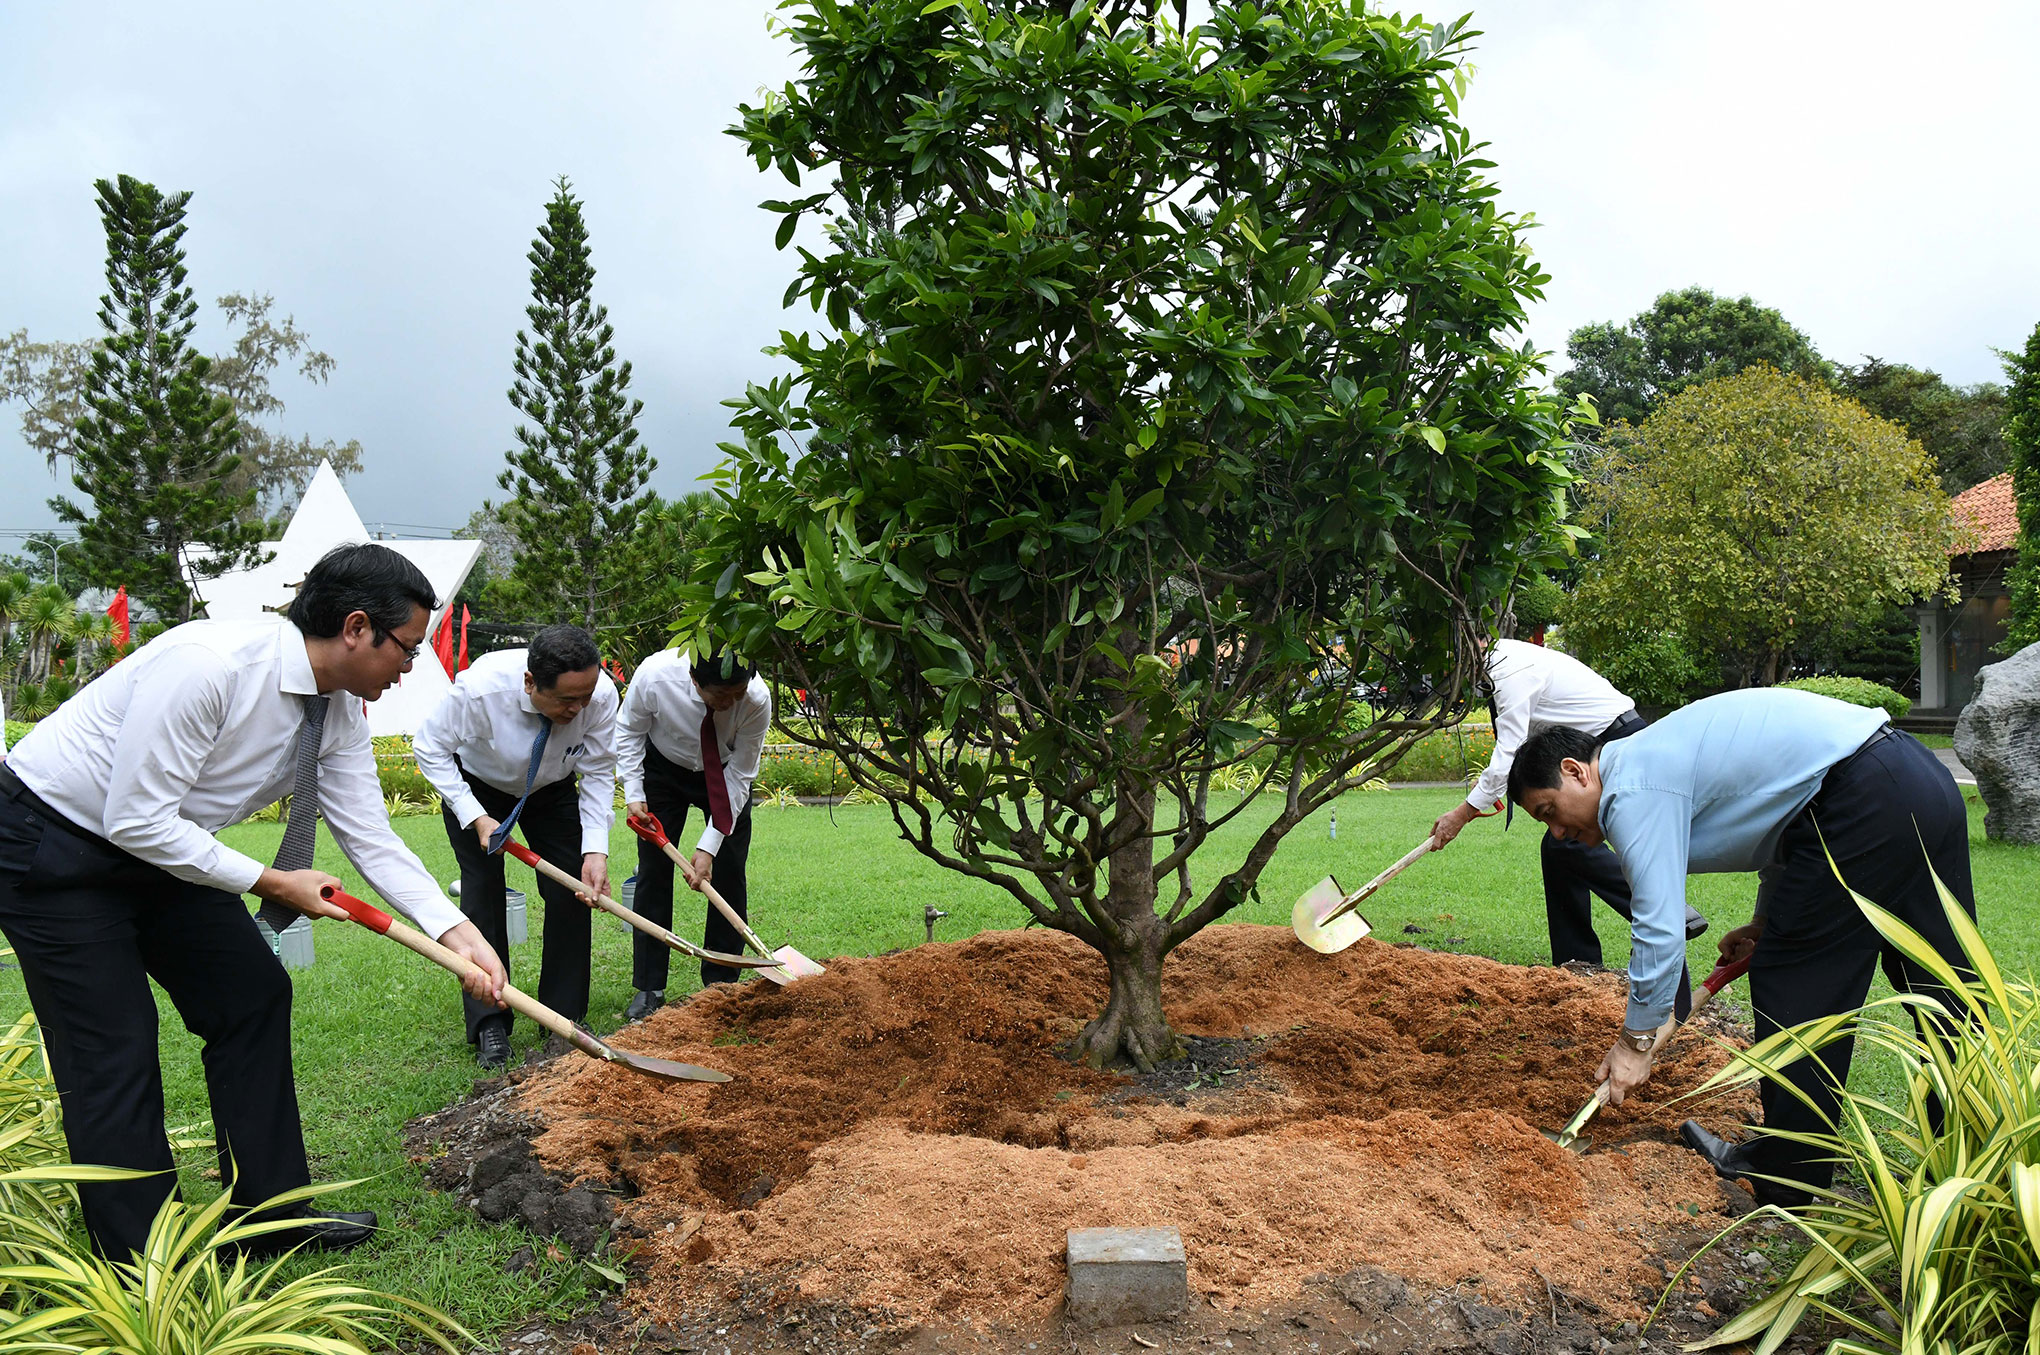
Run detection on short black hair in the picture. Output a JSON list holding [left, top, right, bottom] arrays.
[[287, 543, 438, 641], [693, 648, 754, 688], [1506, 723, 1604, 811], [528, 624, 601, 690]]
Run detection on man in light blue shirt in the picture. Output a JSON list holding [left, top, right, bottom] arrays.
[[1508, 687, 1976, 1206]]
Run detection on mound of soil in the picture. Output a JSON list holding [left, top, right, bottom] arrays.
[[442, 925, 1756, 1333]]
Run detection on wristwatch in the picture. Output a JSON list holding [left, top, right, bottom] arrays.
[[1619, 1026, 1660, 1054]]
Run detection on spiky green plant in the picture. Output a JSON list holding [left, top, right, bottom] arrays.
[[0, 1012, 76, 1265], [1678, 864, 2037, 1354], [0, 1174, 471, 1355]]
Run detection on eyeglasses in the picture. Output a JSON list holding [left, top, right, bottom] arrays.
[[373, 627, 424, 663]]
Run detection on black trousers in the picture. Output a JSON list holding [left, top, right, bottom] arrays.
[[0, 771, 308, 1261], [633, 746, 752, 989], [1541, 711, 1695, 1020], [442, 772, 591, 1041], [1743, 728, 1975, 1195]]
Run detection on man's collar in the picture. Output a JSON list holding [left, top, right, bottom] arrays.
[[279, 620, 319, 697], [517, 684, 539, 717]]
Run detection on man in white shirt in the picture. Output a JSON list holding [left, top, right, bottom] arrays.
[[0, 544, 505, 1262], [1428, 639, 1707, 1014], [413, 624, 617, 1067], [616, 649, 771, 1017]]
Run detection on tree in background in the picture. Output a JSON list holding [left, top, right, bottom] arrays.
[[1, 294, 365, 527], [690, 0, 1575, 1068], [498, 178, 653, 634], [1564, 367, 1957, 687], [605, 490, 714, 669], [1837, 357, 2006, 494], [1555, 286, 1832, 424], [2003, 322, 2040, 651], [53, 176, 267, 624]]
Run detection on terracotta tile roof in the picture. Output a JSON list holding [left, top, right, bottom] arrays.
[[1952, 472, 2017, 556]]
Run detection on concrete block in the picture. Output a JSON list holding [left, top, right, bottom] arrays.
[[1066, 1226, 1186, 1329], [256, 916, 316, 970], [505, 888, 527, 946]]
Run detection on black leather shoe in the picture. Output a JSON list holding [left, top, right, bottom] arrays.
[[476, 1021, 511, 1069], [1684, 906, 1710, 940], [624, 989, 665, 1022], [1680, 1120, 1810, 1208], [230, 1208, 377, 1258]]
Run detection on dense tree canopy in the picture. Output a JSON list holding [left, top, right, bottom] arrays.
[[1564, 367, 1958, 687], [1837, 357, 2006, 494], [684, 0, 1575, 1066], [2004, 323, 2040, 652], [1555, 286, 1831, 425]]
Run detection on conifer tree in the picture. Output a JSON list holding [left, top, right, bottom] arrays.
[[2003, 322, 2040, 650], [55, 175, 266, 623], [499, 178, 653, 633]]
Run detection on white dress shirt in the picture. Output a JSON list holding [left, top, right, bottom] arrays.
[[616, 649, 771, 856], [4, 616, 464, 937], [1466, 638, 1636, 814], [412, 648, 619, 857]]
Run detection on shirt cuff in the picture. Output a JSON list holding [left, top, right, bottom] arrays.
[[623, 780, 645, 804], [581, 827, 609, 857], [448, 790, 487, 829], [696, 826, 725, 856], [1624, 990, 1676, 1031], [216, 846, 267, 896]]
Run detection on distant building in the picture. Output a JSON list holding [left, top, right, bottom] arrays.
[[1913, 472, 2016, 718]]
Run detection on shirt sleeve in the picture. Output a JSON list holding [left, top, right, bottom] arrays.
[[412, 683, 483, 829], [697, 685, 772, 857], [317, 713, 466, 939], [100, 646, 269, 893], [576, 693, 618, 856], [1601, 784, 1693, 1030], [616, 679, 653, 805], [1467, 661, 1544, 814]]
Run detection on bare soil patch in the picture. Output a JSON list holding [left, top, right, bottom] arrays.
[[412, 924, 1769, 1348]]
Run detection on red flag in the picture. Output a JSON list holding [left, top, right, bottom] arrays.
[[106, 587, 130, 647], [432, 608, 456, 679], [457, 605, 471, 671]]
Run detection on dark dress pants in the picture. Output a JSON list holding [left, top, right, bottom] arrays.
[[1742, 729, 1975, 1196], [0, 775, 308, 1262], [633, 746, 752, 989], [442, 772, 591, 1042], [1541, 711, 1694, 1020]]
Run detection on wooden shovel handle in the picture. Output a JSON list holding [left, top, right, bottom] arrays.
[[320, 886, 604, 1058], [626, 812, 774, 957], [1323, 835, 1438, 924], [1578, 955, 1753, 1113], [501, 840, 693, 956]]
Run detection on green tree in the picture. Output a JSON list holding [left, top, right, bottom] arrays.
[[2003, 322, 2040, 651], [1837, 356, 2006, 494], [1555, 287, 1832, 424], [53, 176, 267, 623], [688, 0, 1575, 1068], [1565, 367, 1957, 686], [498, 178, 654, 633], [2, 294, 364, 525], [607, 490, 715, 670]]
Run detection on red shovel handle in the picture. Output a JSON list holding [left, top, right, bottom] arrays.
[[500, 839, 543, 870], [321, 884, 394, 934], [1699, 955, 1751, 997], [626, 811, 672, 849]]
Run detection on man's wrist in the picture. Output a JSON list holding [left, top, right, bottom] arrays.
[[1619, 1026, 1660, 1054]]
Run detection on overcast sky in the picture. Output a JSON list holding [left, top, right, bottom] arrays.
[[4, 1, 2036, 539]]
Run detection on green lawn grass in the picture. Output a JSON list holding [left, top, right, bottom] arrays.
[[0, 784, 2028, 1338]]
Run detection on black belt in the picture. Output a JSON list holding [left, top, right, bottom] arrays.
[[1834, 722, 1901, 771], [1602, 709, 1648, 742]]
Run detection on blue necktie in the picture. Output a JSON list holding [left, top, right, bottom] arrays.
[[487, 720, 551, 855]]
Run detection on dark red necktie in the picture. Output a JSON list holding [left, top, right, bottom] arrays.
[[701, 709, 733, 835]]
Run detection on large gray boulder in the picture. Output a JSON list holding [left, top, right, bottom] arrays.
[[1955, 642, 2040, 843]]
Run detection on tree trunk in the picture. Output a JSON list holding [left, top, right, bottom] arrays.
[[1072, 910, 1182, 1072]]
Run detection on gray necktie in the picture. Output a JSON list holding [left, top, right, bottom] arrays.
[[257, 694, 329, 932]]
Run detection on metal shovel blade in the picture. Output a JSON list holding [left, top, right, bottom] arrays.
[[1540, 1126, 1593, 1154], [1291, 876, 1373, 955], [568, 1024, 732, 1084], [752, 945, 827, 986]]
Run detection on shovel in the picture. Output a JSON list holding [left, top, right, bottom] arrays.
[[1291, 835, 1439, 955], [625, 812, 825, 985], [319, 885, 731, 1084], [1542, 954, 1750, 1153], [496, 838, 776, 971]]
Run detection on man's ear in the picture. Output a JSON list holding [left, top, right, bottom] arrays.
[[341, 610, 374, 648], [1560, 756, 1586, 787]]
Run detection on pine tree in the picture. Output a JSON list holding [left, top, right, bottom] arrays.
[[53, 176, 265, 623], [499, 178, 653, 633], [2003, 321, 2040, 651]]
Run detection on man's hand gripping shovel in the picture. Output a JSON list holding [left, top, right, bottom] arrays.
[[626, 812, 824, 985], [1542, 955, 1750, 1153], [320, 884, 730, 1083]]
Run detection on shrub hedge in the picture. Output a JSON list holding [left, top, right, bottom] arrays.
[[1778, 675, 1912, 722]]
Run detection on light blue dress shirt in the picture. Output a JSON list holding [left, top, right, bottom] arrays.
[[1595, 688, 1888, 1029]]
